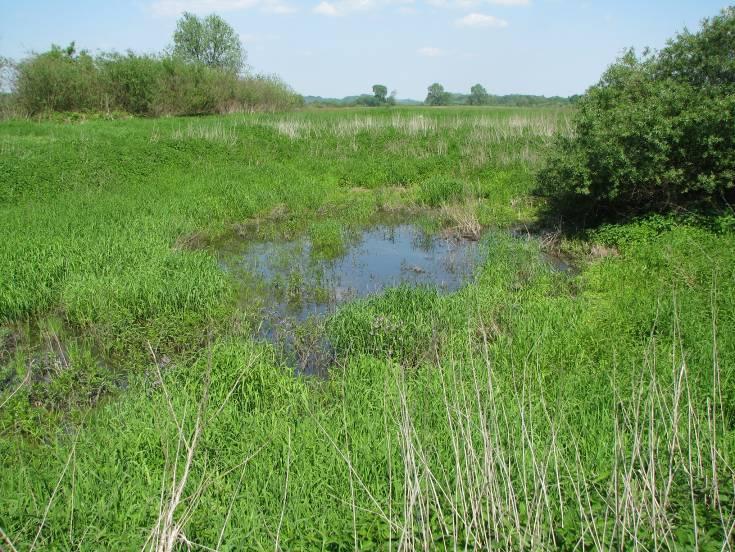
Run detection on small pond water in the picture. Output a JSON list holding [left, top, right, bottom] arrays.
[[216, 223, 483, 373], [215, 222, 576, 375]]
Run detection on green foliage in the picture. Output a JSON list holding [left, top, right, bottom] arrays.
[[418, 175, 464, 206], [655, 7, 735, 89], [305, 93, 571, 108], [537, 8, 735, 220], [467, 83, 489, 105], [371, 83, 388, 103], [98, 51, 163, 114], [2, 107, 732, 549], [173, 12, 245, 74], [590, 212, 735, 246], [233, 73, 304, 111], [349, 85, 396, 108], [15, 43, 101, 113], [12, 48, 301, 116], [425, 82, 450, 106]]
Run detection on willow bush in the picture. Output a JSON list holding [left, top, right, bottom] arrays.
[[12, 46, 302, 117], [537, 8, 735, 221]]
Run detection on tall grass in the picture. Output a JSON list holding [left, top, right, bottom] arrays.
[[2, 272, 732, 548], [0, 107, 732, 548]]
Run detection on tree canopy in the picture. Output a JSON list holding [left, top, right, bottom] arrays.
[[425, 83, 449, 106], [173, 12, 245, 74], [537, 7, 735, 221], [468, 84, 489, 105], [372, 84, 388, 103]]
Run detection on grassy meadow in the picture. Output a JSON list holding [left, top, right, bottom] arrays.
[[1, 106, 734, 550]]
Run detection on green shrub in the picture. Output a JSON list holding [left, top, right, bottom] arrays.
[[98, 52, 163, 114], [0, 93, 16, 120], [12, 46, 302, 117], [537, 8, 735, 221], [15, 44, 101, 113], [153, 57, 234, 115], [418, 176, 464, 206], [234, 74, 304, 112]]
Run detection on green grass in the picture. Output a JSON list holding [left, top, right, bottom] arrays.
[[1, 106, 734, 550], [417, 175, 464, 206], [308, 220, 346, 260]]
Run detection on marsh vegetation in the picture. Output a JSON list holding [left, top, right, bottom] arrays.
[[1, 8, 735, 550], [1, 102, 733, 550]]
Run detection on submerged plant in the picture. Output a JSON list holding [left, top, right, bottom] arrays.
[[308, 220, 346, 260]]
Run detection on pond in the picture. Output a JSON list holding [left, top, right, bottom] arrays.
[[215, 223, 484, 373]]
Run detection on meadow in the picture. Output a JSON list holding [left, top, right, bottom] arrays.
[[1, 106, 734, 550]]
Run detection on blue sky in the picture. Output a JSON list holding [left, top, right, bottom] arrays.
[[0, 0, 730, 99]]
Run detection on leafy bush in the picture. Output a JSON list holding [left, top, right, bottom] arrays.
[[12, 46, 302, 117], [153, 57, 234, 115], [98, 52, 163, 114], [15, 44, 101, 113], [537, 8, 735, 221], [232, 74, 304, 112]]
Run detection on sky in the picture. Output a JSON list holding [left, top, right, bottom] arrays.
[[0, 0, 730, 99]]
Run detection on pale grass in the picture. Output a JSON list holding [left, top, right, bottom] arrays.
[[440, 200, 482, 240], [265, 111, 567, 141], [322, 299, 734, 550], [143, 343, 265, 552]]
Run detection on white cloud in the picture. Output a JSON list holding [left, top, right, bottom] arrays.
[[310, 0, 523, 16], [150, 0, 295, 16], [417, 46, 444, 57], [455, 12, 508, 27], [313, 0, 415, 16], [312, 0, 377, 17], [428, 0, 528, 7], [313, 1, 341, 15], [262, 0, 297, 13]]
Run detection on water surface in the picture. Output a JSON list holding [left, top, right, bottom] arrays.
[[216, 223, 483, 372]]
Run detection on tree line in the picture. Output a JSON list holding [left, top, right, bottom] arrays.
[[305, 83, 572, 108], [423, 82, 572, 107], [1, 13, 303, 117]]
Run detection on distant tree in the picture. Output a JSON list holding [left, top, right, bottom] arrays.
[[173, 12, 245, 74], [425, 82, 449, 106], [0, 56, 12, 92], [372, 84, 388, 104], [387, 89, 397, 106], [63, 41, 77, 57], [354, 94, 379, 107], [468, 83, 489, 105]]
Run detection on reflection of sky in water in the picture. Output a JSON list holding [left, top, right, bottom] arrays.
[[221, 224, 482, 324]]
